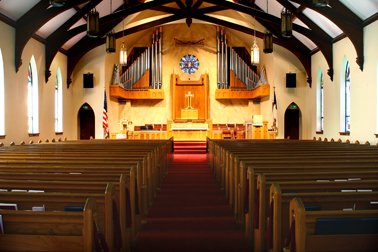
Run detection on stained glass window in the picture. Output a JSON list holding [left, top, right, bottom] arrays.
[[179, 54, 199, 74]]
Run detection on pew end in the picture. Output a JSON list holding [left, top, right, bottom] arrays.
[[288, 197, 378, 252]]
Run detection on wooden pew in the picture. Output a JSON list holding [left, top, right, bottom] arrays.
[[253, 176, 378, 252], [0, 185, 117, 251], [0, 139, 172, 251], [0, 174, 136, 251], [252, 170, 378, 251], [269, 184, 378, 252], [288, 197, 378, 252], [0, 198, 99, 252]]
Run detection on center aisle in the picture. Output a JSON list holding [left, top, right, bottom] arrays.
[[134, 152, 249, 252]]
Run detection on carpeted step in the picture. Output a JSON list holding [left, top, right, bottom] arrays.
[[134, 152, 249, 252], [173, 140, 207, 154]]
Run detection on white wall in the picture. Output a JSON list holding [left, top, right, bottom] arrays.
[[0, 20, 73, 145], [1, 18, 377, 144], [310, 20, 378, 144]]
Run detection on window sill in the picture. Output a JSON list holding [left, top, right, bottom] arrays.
[[339, 132, 350, 136], [55, 132, 63, 135], [28, 133, 40, 137], [375, 134, 378, 138], [0, 135, 5, 139], [316, 131, 323, 135]]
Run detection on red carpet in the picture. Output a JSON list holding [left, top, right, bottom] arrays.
[[134, 150, 249, 252]]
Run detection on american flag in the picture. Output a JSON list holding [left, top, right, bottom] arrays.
[[103, 90, 109, 139]]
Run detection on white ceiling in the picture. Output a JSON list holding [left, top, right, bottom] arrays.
[[0, 0, 376, 51]]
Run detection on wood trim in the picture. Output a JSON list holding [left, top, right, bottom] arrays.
[[315, 131, 323, 135], [364, 13, 378, 27], [215, 84, 270, 100], [28, 133, 40, 137], [171, 74, 209, 120], [339, 132, 350, 136], [109, 85, 164, 100]]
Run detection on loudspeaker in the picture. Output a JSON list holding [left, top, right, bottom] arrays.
[[83, 73, 94, 88], [286, 73, 296, 88]]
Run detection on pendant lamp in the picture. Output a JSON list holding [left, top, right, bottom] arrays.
[[263, 32, 273, 53], [251, 28, 259, 64], [281, 8, 292, 38], [49, 0, 66, 7], [106, 0, 115, 53], [313, 0, 329, 7], [87, 9, 99, 38]]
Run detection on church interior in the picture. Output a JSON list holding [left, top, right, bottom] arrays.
[[0, 0, 377, 251]]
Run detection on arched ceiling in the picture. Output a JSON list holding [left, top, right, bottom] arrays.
[[0, 0, 377, 86]]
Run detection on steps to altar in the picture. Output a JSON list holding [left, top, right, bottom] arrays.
[[173, 140, 207, 154]]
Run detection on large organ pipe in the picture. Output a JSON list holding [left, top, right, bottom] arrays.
[[151, 32, 155, 89], [154, 30, 158, 89], [158, 27, 162, 89], [216, 27, 220, 88], [225, 34, 228, 88], [118, 28, 162, 90]]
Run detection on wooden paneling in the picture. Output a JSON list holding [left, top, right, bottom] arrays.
[[109, 85, 164, 100], [171, 74, 209, 120], [215, 84, 270, 100]]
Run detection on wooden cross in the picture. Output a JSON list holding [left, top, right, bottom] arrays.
[[185, 91, 194, 109]]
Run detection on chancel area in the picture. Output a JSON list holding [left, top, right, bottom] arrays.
[[0, 1, 377, 252]]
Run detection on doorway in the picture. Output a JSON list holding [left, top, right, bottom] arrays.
[[78, 103, 95, 140], [284, 102, 300, 140]]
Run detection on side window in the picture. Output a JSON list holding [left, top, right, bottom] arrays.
[[55, 67, 63, 133], [316, 69, 324, 133], [27, 55, 39, 134], [0, 49, 4, 135]]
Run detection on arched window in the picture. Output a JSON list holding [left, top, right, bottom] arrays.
[[345, 61, 351, 132], [340, 58, 350, 133], [55, 67, 63, 133], [316, 69, 324, 133], [27, 56, 39, 134], [0, 49, 4, 135]]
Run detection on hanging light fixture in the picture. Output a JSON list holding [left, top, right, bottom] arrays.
[[264, 0, 273, 53], [119, 16, 127, 66], [87, 8, 99, 38], [106, 31, 116, 53], [251, 25, 259, 64], [313, 0, 329, 7], [281, 8, 292, 38], [49, 0, 66, 7], [263, 32, 273, 53], [106, 0, 115, 53]]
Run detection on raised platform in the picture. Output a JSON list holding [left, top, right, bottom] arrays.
[[168, 120, 211, 141], [173, 140, 207, 154]]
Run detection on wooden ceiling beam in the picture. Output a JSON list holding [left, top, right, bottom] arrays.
[[14, 0, 89, 72], [66, 13, 185, 86], [276, 0, 334, 80], [45, 0, 102, 82], [289, 0, 364, 70], [191, 13, 312, 84]]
